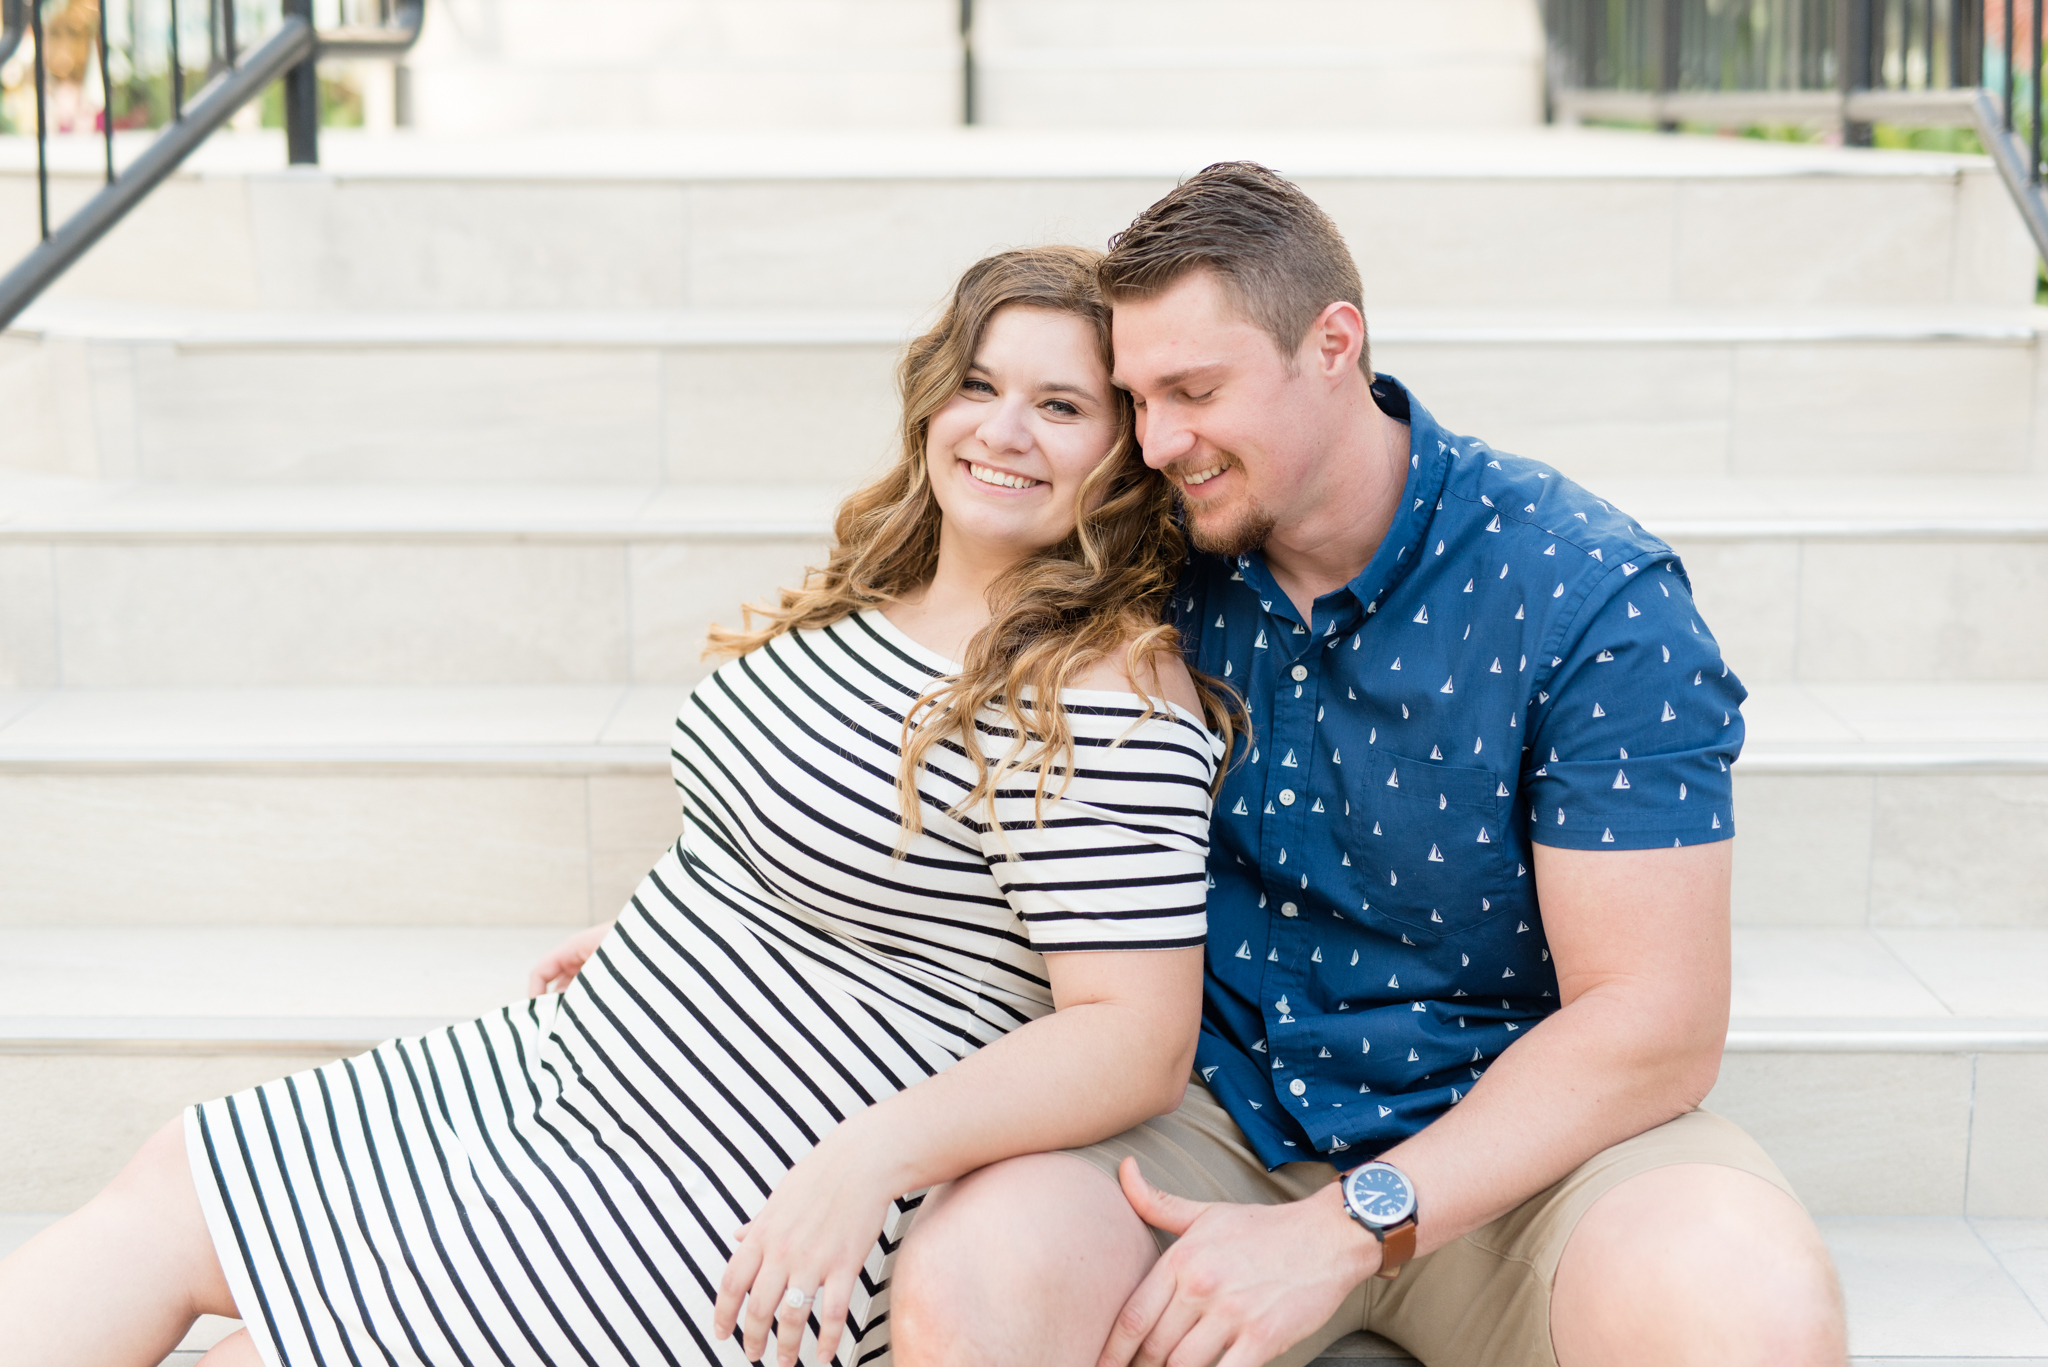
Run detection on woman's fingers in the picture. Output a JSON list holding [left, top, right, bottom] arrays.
[[773, 1272, 817, 1367], [810, 1264, 860, 1367], [740, 1259, 790, 1362], [527, 922, 613, 997], [709, 1234, 763, 1339]]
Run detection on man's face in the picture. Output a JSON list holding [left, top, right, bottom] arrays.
[[1111, 270, 1323, 557]]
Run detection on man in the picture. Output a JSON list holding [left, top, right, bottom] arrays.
[[890, 164, 1845, 1367]]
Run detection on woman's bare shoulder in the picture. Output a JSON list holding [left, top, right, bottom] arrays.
[[1070, 644, 1203, 716]]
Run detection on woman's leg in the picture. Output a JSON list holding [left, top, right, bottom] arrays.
[[199, 1328, 266, 1365], [0, 1114, 242, 1367]]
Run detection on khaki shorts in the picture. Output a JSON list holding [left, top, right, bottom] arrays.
[[1067, 1083, 1798, 1367]]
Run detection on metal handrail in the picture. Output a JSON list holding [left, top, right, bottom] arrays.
[[1543, 0, 2048, 262], [0, 0, 424, 332]]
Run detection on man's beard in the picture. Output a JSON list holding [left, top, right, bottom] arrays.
[[1178, 486, 1277, 558]]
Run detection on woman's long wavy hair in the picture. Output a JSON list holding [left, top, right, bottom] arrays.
[[706, 244, 1237, 837]]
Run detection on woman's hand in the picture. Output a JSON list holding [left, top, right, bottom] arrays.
[[711, 1125, 903, 1367], [526, 921, 613, 996]]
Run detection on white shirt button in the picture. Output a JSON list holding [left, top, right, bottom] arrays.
[[1280, 901, 1298, 917], [1291, 665, 1308, 682], [1279, 788, 1296, 806], [1290, 1079, 1307, 1096]]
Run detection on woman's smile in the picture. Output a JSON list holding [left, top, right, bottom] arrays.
[[962, 458, 1044, 492]]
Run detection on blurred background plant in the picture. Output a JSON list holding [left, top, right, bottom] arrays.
[[1, 0, 378, 136]]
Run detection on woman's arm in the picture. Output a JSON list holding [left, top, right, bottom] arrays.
[[715, 946, 1203, 1366], [716, 644, 1215, 1366]]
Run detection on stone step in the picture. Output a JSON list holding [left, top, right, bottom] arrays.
[[0, 925, 2042, 1229], [0, 681, 2043, 930], [393, 0, 1543, 137], [0, 128, 2030, 313], [0, 1218, 2037, 1365], [7, 303, 2043, 485], [0, 674, 2042, 930], [3, 476, 2044, 689]]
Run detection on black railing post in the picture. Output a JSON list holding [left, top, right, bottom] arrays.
[[2032, 0, 2043, 179], [30, 0, 48, 240], [1955, 0, 1982, 89], [959, 0, 976, 126], [282, 0, 318, 164], [2004, 0, 2017, 127], [1657, 0, 1682, 129], [96, 0, 114, 181], [1842, 0, 1876, 143], [169, 0, 184, 119]]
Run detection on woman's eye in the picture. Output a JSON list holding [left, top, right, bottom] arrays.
[[1044, 400, 1079, 417], [963, 378, 995, 395]]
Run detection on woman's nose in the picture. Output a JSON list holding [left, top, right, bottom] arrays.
[[977, 398, 1033, 454]]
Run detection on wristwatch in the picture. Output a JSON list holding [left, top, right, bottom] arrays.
[[1339, 1161, 1419, 1279]]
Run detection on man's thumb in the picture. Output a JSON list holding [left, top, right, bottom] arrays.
[[1117, 1156, 1203, 1235]]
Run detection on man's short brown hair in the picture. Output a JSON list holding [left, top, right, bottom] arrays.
[[1100, 161, 1370, 376]]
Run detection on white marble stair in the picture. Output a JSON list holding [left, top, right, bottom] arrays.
[[1, 1218, 2041, 1365], [7, 303, 2044, 485], [0, 680, 2042, 929], [1, 129, 2031, 316], [1, 926, 2046, 1362], [1, 924, 2044, 1216], [3, 477, 2045, 691]]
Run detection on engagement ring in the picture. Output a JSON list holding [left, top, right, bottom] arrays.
[[781, 1287, 814, 1312]]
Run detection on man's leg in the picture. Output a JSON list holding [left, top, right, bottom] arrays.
[[893, 1152, 1159, 1367], [1550, 1162, 1845, 1367]]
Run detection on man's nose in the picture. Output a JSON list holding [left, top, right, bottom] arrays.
[[1140, 408, 1196, 468]]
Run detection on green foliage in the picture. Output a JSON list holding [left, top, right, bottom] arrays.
[[1871, 124, 1986, 154], [1572, 116, 1986, 154], [257, 72, 364, 128]]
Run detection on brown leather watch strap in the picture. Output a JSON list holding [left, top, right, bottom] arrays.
[[1374, 1219, 1417, 1279]]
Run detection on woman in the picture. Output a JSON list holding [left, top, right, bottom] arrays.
[[0, 245, 1234, 1367]]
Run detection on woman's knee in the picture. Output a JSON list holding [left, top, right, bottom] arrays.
[[108, 1116, 196, 1202], [98, 1114, 237, 1317], [894, 1153, 1154, 1366]]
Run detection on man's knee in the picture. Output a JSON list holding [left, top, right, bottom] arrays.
[[1554, 1163, 1844, 1367], [894, 1152, 1154, 1367]]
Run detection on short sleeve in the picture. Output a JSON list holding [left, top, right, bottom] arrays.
[[1524, 558, 1745, 850], [985, 702, 1221, 952]]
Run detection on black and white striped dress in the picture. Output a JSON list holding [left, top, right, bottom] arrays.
[[185, 609, 1221, 1367]]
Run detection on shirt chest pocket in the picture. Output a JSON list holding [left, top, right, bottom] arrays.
[[1347, 747, 1511, 940]]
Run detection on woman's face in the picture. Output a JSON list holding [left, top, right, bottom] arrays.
[[924, 304, 1122, 565]]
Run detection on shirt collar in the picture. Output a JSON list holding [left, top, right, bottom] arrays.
[[1228, 373, 1453, 644]]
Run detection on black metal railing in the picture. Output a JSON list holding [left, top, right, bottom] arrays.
[[0, 0, 423, 331], [1544, 0, 2048, 258]]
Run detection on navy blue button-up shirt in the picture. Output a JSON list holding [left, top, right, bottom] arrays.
[[1175, 376, 1746, 1169]]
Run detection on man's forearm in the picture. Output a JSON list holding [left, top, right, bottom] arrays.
[[1370, 984, 1725, 1259]]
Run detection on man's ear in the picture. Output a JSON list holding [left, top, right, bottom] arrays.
[[1305, 301, 1367, 382]]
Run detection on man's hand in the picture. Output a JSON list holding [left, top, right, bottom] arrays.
[[1097, 1157, 1375, 1367]]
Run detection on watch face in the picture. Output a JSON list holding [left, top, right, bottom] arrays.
[[1346, 1163, 1416, 1226]]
